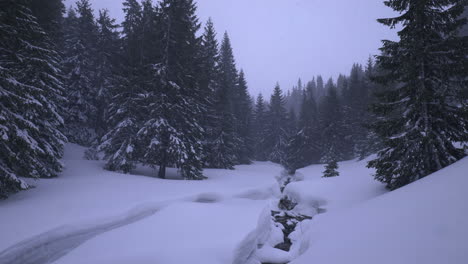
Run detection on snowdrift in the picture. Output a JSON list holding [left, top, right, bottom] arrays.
[[291, 157, 468, 264]]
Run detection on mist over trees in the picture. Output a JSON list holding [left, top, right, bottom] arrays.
[[0, 0, 467, 198]]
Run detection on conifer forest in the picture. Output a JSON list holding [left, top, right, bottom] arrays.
[[0, 1, 467, 264]]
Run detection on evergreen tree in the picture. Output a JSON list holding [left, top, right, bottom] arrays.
[[62, 0, 99, 146], [98, 0, 144, 173], [306, 78, 317, 100], [137, 0, 205, 180], [346, 63, 369, 157], [316, 75, 325, 101], [141, 0, 160, 64], [29, 0, 64, 44], [287, 107, 297, 134], [199, 18, 220, 166], [208, 32, 239, 168], [319, 79, 346, 163], [323, 160, 339, 178], [357, 57, 383, 159], [285, 90, 321, 173], [336, 74, 347, 97], [368, 0, 468, 190], [265, 84, 289, 164], [253, 94, 268, 161], [0, 0, 66, 198], [94, 9, 120, 139], [234, 69, 254, 164]]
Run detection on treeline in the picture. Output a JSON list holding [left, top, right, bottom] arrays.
[[251, 62, 381, 174]]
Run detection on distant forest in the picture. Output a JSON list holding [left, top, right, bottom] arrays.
[[1, 0, 467, 198]]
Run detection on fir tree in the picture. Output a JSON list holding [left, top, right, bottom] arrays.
[[234, 69, 254, 164], [357, 57, 383, 159], [319, 79, 346, 163], [199, 18, 221, 166], [141, 0, 160, 64], [98, 0, 144, 173], [285, 90, 321, 173], [265, 84, 289, 164], [29, 0, 64, 44], [62, 0, 99, 146], [253, 94, 268, 161], [138, 0, 205, 180], [0, 0, 66, 198], [369, 0, 468, 190], [94, 9, 120, 139], [208, 32, 239, 168], [323, 160, 339, 178], [346, 63, 369, 158], [316, 75, 325, 101]]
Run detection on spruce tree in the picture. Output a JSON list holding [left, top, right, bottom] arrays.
[[323, 160, 339, 178], [346, 63, 369, 158], [137, 0, 205, 180], [369, 0, 468, 190], [234, 69, 254, 164], [357, 57, 383, 159], [29, 0, 64, 44], [198, 18, 220, 166], [141, 0, 160, 64], [98, 0, 144, 173], [285, 90, 321, 173], [207, 32, 239, 169], [316, 75, 325, 101], [62, 0, 99, 146], [265, 84, 289, 164], [0, 0, 66, 198], [94, 9, 120, 139], [253, 94, 268, 161], [319, 79, 346, 163]]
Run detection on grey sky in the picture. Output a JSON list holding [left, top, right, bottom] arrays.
[[64, 0, 398, 97]]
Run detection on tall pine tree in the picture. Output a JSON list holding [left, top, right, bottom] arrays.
[[199, 18, 221, 167], [369, 0, 468, 190], [319, 79, 346, 163], [285, 90, 321, 173], [137, 0, 205, 180], [0, 0, 66, 198], [234, 69, 254, 164], [253, 94, 268, 161], [265, 84, 289, 164], [207, 32, 239, 169], [62, 0, 99, 146], [98, 0, 144, 173]]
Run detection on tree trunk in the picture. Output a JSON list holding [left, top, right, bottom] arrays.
[[158, 149, 167, 179], [158, 164, 166, 179]]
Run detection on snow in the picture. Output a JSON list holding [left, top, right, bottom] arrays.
[[291, 157, 468, 264], [1, 144, 467, 264], [285, 156, 388, 212], [0, 144, 281, 264]]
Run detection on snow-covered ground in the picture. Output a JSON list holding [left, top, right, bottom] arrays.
[[1, 144, 467, 264], [291, 156, 468, 264], [0, 144, 282, 264]]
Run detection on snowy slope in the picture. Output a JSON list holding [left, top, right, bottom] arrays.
[[0, 144, 282, 264], [291, 157, 468, 264], [1, 144, 466, 264], [286, 157, 387, 212]]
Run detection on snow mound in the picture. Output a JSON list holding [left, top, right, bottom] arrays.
[[291, 157, 468, 264]]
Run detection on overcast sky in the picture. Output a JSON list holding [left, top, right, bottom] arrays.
[[64, 0, 398, 97]]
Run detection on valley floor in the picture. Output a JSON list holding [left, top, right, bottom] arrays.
[[1, 144, 467, 264]]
